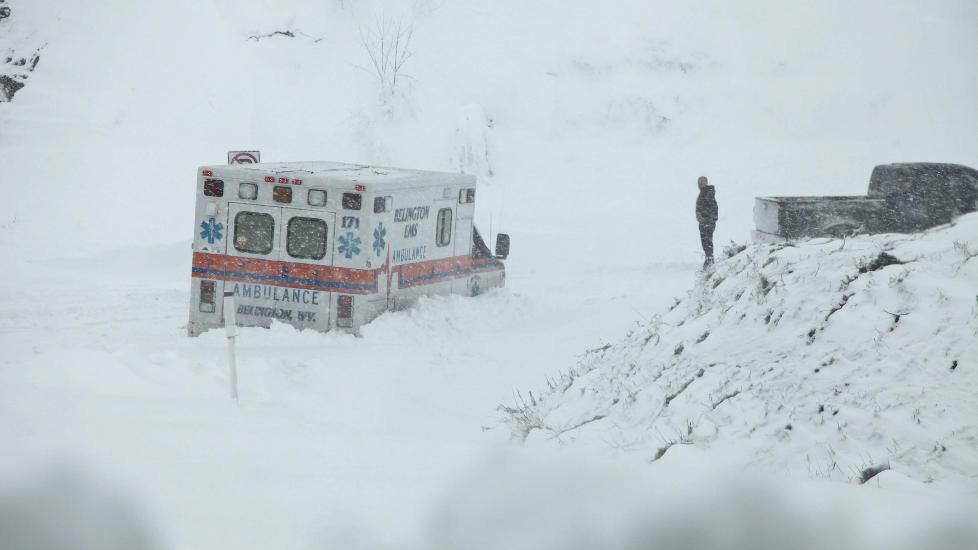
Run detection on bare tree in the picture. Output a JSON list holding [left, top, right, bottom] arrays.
[[358, 15, 414, 100]]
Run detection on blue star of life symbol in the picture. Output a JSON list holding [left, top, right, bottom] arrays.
[[372, 223, 387, 256], [200, 217, 223, 244], [338, 232, 361, 259]]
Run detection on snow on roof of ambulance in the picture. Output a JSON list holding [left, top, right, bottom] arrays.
[[205, 161, 475, 187]]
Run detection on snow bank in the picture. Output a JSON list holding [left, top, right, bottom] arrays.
[[503, 215, 978, 491]]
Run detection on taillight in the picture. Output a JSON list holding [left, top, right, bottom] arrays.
[[342, 193, 362, 210], [337, 295, 353, 327], [273, 186, 293, 203], [199, 280, 216, 312], [203, 179, 224, 197]]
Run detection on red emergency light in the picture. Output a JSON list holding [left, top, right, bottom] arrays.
[[202, 170, 213, 176], [292, 179, 302, 185], [355, 184, 366, 191], [264, 176, 275, 182], [278, 177, 288, 183]]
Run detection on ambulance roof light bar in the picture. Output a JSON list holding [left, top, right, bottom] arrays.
[[202, 170, 213, 176], [355, 184, 366, 191]]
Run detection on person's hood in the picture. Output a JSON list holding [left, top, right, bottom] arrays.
[[699, 185, 716, 198]]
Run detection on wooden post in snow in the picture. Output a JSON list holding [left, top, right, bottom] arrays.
[[223, 291, 239, 404]]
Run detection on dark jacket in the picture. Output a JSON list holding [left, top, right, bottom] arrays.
[[696, 186, 718, 225]]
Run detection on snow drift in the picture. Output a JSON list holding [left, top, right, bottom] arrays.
[[504, 214, 978, 491]]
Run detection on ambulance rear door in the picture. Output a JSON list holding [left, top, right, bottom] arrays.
[[278, 207, 335, 332], [226, 202, 282, 329]]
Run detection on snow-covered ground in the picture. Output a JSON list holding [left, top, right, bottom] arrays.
[[1, 0, 977, 548], [0, 239, 694, 548]]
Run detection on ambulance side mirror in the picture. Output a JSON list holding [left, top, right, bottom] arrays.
[[494, 233, 510, 260]]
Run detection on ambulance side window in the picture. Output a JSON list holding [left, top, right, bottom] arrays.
[[471, 226, 492, 259], [435, 208, 453, 247], [374, 196, 392, 213], [286, 217, 328, 260], [234, 212, 275, 255]]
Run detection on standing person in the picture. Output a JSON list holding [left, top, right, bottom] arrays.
[[696, 176, 718, 267]]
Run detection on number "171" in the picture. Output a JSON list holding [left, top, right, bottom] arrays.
[[341, 216, 360, 229]]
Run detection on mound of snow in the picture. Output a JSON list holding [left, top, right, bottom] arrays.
[[502, 214, 978, 490]]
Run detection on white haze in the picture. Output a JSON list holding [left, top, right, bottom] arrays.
[[0, 1, 976, 548]]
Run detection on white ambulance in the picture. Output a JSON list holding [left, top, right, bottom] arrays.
[[188, 161, 509, 336]]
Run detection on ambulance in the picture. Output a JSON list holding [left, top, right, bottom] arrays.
[[188, 161, 509, 336]]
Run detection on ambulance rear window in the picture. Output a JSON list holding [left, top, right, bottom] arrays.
[[287, 217, 328, 260], [234, 212, 274, 255], [342, 193, 362, 210], [203, 179, 224, 197]]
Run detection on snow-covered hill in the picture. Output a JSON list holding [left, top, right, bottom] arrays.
[[505, 214, 978, 490]]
